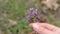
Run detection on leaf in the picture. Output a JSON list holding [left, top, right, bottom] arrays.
[[41, 0, 59, 10]]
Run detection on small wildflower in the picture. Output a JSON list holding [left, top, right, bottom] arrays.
[[26, 8, 41, 22]]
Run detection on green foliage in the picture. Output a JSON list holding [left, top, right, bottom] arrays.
[[0, 0, 60, 34]]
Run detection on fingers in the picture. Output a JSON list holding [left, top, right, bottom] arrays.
[[29, 23, 52, 34], [38, 23, 59, 31], [29, 23, 59, 31]]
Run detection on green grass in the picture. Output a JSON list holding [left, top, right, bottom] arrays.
[[0, 0, 60, 34]]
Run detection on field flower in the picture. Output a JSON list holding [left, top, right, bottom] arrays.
[[26, 8, 41, 22]]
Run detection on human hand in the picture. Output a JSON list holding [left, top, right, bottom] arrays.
[[29, 23, 60, 34]]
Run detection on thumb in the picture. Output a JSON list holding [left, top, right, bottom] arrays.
[[29, 23, 52, 34]]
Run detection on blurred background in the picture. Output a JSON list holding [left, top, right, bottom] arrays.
[[0, 0, 60, 34]]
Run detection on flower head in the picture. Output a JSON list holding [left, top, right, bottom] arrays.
[[26, 8, 41, 22]]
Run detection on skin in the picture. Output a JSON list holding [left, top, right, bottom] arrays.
[[29, 22, 60, 34]]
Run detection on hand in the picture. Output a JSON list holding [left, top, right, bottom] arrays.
[[29, 22, 60, 34]]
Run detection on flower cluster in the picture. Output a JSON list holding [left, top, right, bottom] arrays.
[[26, 8, 41, 22]]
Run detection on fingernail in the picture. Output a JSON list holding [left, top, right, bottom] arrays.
[[32, 23, 39, 29]]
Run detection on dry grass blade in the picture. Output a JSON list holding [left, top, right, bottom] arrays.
[[8, 19, 17, 27]]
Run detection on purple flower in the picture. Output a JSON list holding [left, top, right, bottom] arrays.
[[27, 8, 39, 16], [26, 15, 32, 20], [26, 8, 41, 22]]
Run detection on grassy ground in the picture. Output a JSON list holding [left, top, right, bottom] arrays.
[[0, 0, 60, 34]]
